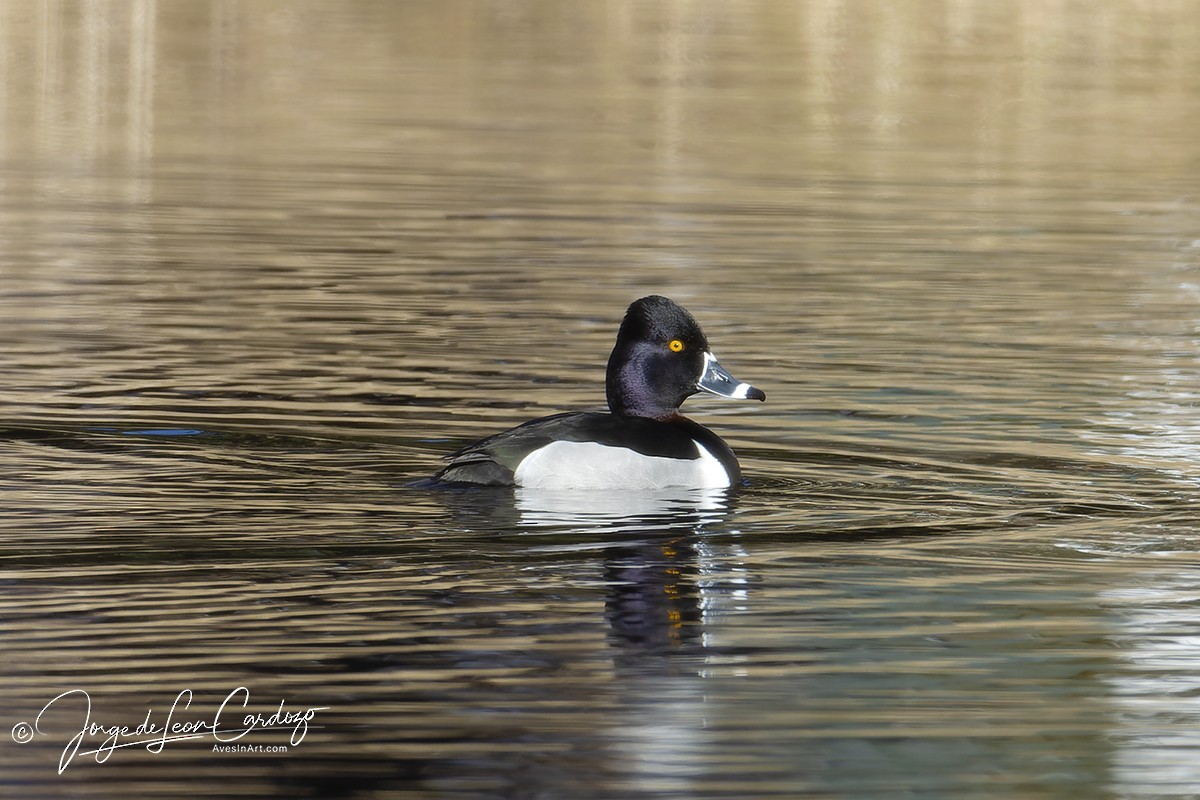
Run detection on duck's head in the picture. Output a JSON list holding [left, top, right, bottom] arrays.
[[605, 295, 766, 419]]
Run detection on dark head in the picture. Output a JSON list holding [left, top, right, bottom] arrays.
[[605, 295, 766, 419]]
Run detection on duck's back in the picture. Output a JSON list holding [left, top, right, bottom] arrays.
[[436, 412, 740, 489]]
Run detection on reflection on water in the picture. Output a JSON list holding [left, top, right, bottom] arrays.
[[514, 487, 732, 527], [3, 1, 1200, 798], [1107, 567, 1200, 796]]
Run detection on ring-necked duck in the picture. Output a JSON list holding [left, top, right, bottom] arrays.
[[433, 295, 765, 489]]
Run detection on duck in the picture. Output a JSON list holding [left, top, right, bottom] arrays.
[[432, 295, 765, 489]]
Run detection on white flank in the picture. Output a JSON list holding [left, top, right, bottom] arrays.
[[513, 440, 730, 490]]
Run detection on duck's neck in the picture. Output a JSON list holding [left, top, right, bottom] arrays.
[[606, 371, 679, 420]]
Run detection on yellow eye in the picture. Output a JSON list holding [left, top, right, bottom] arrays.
[[668, 339, 685, 353]]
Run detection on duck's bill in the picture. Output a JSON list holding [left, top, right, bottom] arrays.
[[698, 352, 766, 402]]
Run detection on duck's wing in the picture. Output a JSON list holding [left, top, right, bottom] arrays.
[[433, 412, 716, 486], [435, 412, 597, 486]]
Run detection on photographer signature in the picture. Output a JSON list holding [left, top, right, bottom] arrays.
[[11, 687, 327, 773]]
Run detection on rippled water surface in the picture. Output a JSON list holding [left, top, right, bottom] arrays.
[[4, 2, 1200, 798]]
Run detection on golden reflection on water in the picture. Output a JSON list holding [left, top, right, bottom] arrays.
[[6, 2, 1200, 179], [2, 2, 1200, 798]]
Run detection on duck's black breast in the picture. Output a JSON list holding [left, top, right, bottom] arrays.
[[435, 412, 741, 488]]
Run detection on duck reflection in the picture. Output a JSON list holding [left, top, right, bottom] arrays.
[[512, 485, 731, 528], [288, 484, 750, 797], [512, 486, 743, 661], [603, 535, 703, 652], [513, 487, 747, 796]]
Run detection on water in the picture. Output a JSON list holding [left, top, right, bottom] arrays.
[[3, 1, 1200, 797]]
